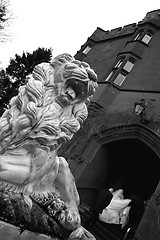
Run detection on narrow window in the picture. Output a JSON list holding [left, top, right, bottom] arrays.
[[105, 58, 124, 81], [114, 73, 126, 86], [134, 31, 143, 40], [106, 56, 136, 86], [115, 59, 123, 68], [105, 71, 113, 81], [82, 46, 91, 55], [113, 58, 135, 86]]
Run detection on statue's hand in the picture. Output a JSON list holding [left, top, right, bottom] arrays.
[[67, 226, 84, 240], [67, 226, 96, 240]]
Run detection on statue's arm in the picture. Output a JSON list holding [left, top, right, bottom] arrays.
[[54, 156, 81, 230], [55, 156, 80, 206]]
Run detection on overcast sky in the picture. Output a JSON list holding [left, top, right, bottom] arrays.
[[0, 0, 160, 68]]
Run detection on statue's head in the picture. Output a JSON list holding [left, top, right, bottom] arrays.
[[0, 54, 98, 153], [50, 53, 98, 107]]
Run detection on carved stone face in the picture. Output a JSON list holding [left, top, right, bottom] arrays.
[[54, 62, 98, 107], [0, 55, 98, 197]]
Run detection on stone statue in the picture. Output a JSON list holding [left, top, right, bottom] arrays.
[[0, 53, 98, 239]]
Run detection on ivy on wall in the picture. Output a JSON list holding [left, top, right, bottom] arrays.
[[58, 103, 134, 164]]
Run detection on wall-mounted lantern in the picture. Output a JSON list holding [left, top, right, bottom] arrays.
[[134, 99, 149, 123], [134, 99, 146, 115]]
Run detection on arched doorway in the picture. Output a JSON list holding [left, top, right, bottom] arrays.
[[77, 127, 160, 206], [103, 138, 160, 201], [77, 137, 160, 238], [75, 125, 160, 239]]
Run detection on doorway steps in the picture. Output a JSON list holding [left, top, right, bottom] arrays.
[[79, 203, 125, 240]]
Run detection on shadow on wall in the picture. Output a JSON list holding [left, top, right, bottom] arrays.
[[78, 188, 100, 208]]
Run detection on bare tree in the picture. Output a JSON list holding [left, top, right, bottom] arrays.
[[0, 0, 13, 42]]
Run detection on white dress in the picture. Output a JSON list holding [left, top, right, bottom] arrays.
[[99, 189, 131, 225]]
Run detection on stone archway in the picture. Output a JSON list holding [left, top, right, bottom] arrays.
[[102, 138, 160, 201], [75, 124, 160, 239], [75, 124, 160, 206]]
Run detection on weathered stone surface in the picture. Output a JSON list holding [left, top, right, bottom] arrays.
[[0, 221, 19, 240], [133, 197, 160, 240], [0, 220, 58, 240], [0, 54, 98, 240]]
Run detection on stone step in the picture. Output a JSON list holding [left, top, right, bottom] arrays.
[[95, 221, 124, 239], [0, 220, 56, 240], [79, 203, 126, 240]]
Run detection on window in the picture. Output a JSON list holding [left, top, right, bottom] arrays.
[[114, 73, 126, 86], [114, 58, 135, 86], [105, 71, 113, 81], [134, 29, 153, 44], [105, 57, 125, 81], [82, 46, 91, 55], [134, 30, 143, 41], [106, 56, 136, 86], [141, 32, 153, 44], [123, 60, 134, 72], [115, 59, 123, 68]]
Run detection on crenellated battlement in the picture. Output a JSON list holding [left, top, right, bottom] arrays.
[[90, 23, 138, 42], [89, 9, 160, 42]]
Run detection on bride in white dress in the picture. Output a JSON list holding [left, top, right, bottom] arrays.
[[99, 189, 131, 227]]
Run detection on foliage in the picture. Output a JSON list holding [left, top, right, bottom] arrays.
[[0, 69, 12, 115], [6, 47, 53, 82], [0, 47, 53, 116]]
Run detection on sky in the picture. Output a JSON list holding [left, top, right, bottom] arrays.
[[0, 0, 160, 68]]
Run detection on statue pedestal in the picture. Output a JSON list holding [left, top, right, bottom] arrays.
[[0, 221, 58, 240]]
